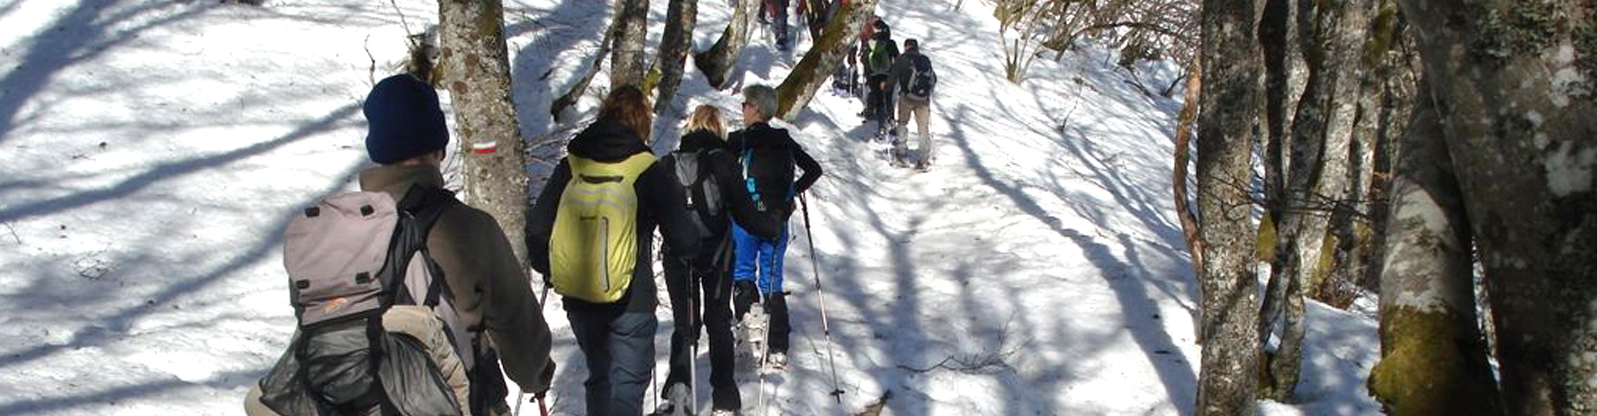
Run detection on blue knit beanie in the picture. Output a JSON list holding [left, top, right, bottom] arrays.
[[364, 74, 450, 164]]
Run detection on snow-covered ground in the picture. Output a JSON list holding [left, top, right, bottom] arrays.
[[0, 1, 1380, 415]]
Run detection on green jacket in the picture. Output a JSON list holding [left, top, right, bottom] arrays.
[[359, 164, 553, 392]]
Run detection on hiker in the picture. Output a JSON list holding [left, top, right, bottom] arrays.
[[525, 85, 700, 416], [853, 14, 881, 114], [863, 19, 899, 139], [796, 0, 831, 44], [887, 38, 938, 170], [248, 74, 555, 416], [761, 0, 793, 51], [655, 105, 785, 416], [725, 85, 823, 369]]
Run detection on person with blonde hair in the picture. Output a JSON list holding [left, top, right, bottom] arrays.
[[654, 104, 782, 416], [525, 85, 700, 416]]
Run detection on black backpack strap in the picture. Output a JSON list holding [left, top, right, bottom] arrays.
[[395, 184, 462, 308], [397, 184, 461, 233]]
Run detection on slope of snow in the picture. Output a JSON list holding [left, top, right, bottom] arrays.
[[0, 1, 1379, 415]]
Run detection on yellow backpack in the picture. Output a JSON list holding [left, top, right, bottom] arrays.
[[550, 152, 656, 303]]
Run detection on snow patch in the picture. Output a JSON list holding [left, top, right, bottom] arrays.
[[1545, 141, 1597, 196], [1551, 67, 1589, 109]]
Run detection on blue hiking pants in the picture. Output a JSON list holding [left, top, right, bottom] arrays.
[[731, 222, 789, 295]]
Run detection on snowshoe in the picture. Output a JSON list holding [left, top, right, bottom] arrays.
[[764, 352, 788, 371], [650, 383, 693, 416], [736, 308, 769, 366]]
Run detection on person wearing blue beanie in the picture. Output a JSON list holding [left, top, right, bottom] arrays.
[[364, 74, 451, 164], [357, 74, 559, 415]]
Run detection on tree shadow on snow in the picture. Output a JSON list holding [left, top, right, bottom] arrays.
[[0, 0, 217, 146], [0, 103, 362, 224], [0, 160, 365, 415], [943, 103, 1197, 414], [0, 104, 364, 372]]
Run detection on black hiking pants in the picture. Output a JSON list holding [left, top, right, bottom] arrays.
[[868, 73, 895, 131], [662, 254, 740, 410]]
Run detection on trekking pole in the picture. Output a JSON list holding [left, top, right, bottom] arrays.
[[753, 268, 773, 416], [798, 192, 845, 403], [517, 284, 555, 416], [688, 264, 700, 415]]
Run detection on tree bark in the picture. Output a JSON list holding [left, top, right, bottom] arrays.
[[1255, 0, 1299, 361], [1394, 0, 1597, 413], [650, 0, 699, 116], [695, 0, 761, 90], [438, 0, 530, 265], [1360, 15, 1421, 293], [1172, 56, 1205, 343], [1331, 0, 1407, 299], [1194, 0, 1264, 414], [1260, 0, 1371, 399], [1366, 80, 1503, 416], [610, 0, 649, 88], [774, 0, 879, 120]]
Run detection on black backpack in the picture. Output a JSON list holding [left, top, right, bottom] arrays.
[[907, 54, 936, 99], [665, 148, 728, 239]]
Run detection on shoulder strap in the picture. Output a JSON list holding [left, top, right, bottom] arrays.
[[742, 146, 761, 206], [397, 184, 460, 233], [394, 184, 461, 307]]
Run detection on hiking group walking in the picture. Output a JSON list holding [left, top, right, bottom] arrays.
[[248, 77, 828, 416], [244, 2, 950, 415]]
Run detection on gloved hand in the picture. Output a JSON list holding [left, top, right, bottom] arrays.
[[526, 359, 556, 398]]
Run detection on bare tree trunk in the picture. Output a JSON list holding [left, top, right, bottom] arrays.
[[1260, 0, 1371, 399], [650, 0, 699, 116], [1173, 56, 1205, 343], [1254, 0, 1294, 383], [1194, 0, 1264, 414], [1330, 0, 1407, 301], [695, 0, 760, 90], [610, 0, 648, 88], [1360, 15, 1421, 293], [1259, 0, 1294, 224], [1394, 1, 1597, 413], [551, 17, 619, 122], [437, 0, 530, 264], [1365, 80, 1503, 416], [774, 0, 879, 120]]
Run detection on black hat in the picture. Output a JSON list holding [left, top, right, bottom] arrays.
[[363, 74, 450, 164]]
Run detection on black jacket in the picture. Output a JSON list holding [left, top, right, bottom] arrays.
[[526, 117, 700, 313], [724, 122, 822, 222], [663, 131, 784, 264]]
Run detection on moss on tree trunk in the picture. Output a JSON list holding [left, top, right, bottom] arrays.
[[1369, 307, 1501, 416], [774, 0, 878, 120]]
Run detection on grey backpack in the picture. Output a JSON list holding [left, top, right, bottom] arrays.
[[260, 185, 472, 416]]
